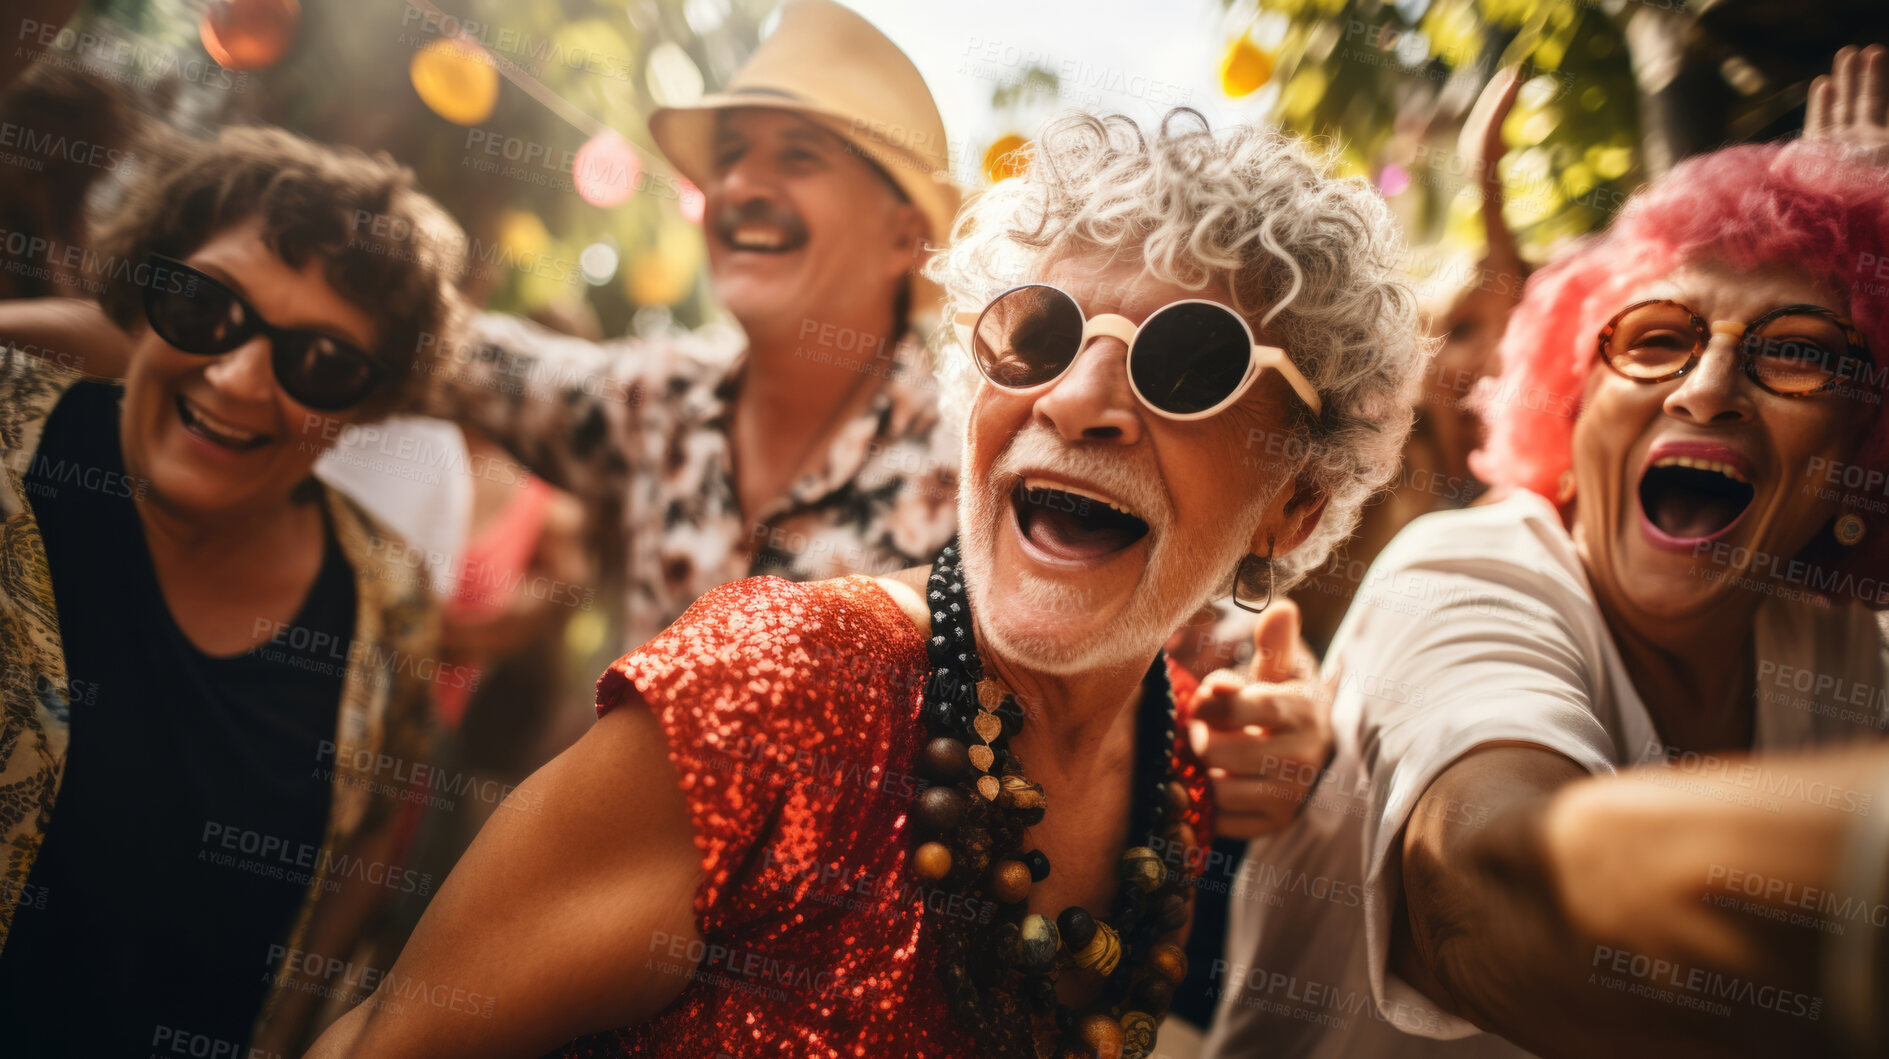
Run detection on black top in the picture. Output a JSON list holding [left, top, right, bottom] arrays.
[[0, 379, 352, 1056]]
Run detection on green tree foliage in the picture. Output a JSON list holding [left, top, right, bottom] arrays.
[[1235, 0, 1640, 263]]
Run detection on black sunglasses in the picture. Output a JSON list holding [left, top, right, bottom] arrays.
[[142, 253, 388, 412]]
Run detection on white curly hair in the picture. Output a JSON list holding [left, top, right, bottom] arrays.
[[925, 109, 1427, 591]]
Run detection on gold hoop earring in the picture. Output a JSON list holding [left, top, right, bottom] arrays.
[[1233, 537, 1276, 614], [1836, 513, 1867, 547]]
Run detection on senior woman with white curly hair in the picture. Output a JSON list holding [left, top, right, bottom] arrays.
[[308, 109, 1424, 1059]]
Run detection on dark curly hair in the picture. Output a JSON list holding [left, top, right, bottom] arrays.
[[92, 124, 466, 419]]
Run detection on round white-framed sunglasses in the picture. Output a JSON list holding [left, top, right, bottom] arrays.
[[954, 283, 1322, 420]]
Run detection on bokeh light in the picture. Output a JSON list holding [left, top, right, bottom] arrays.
[[579, 241, 620, 286], [574, 129, 642, 209], [200, 0, 299, 71], [1219, 37, 1273, 97], [646, 41, 705, 107], [1379, 163, 1411, 196], [410, 38, 499, 126], [981, 134, 1029, 184], [676, 178, 706, 224]]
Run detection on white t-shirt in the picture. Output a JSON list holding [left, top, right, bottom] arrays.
[[1201, 491, 1889, 1059], [313, 415, 471, 599]]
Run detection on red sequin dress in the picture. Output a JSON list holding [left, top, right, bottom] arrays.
[[558, 575, 1213, 1058]]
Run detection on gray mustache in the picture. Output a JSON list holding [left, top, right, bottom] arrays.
[[712, 200, 809, 246]]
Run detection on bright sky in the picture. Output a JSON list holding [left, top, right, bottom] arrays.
[[837, 0, 1271, 185]]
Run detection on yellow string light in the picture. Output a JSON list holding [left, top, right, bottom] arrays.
[[411, 37, 500, 126]]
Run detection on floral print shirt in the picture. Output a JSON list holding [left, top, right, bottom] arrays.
[[441, 313, 961, 651]]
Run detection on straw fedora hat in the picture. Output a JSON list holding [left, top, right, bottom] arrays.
[[650, 0, 960, 312]]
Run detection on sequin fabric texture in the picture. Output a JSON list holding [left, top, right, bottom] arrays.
[[563, 575, 1212, 1058]]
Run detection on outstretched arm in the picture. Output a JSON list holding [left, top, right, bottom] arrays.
[[425, 310, 649, 505], [0, 297, 131, 377], [1396, 744, 1877, 1058], [305, 701, 703, 1058]]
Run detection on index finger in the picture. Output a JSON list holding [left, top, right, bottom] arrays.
[[1808, 75, 1834, 137], [1211, 680, 1318, 732]]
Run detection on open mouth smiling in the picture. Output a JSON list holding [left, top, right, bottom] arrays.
[[1009, 476, 1151, 563], [1637, 449, 1756, 545], [713, 208, 810, 255], [176, 394, 272, 452]]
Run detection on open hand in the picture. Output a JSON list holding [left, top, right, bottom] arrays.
[[1807, 44, 1889, 168]]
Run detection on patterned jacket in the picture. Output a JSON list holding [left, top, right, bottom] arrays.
[[0, 348, 438, 1050]]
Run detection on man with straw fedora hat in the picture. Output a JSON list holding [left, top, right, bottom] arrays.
[[439, 0, 963, 651]]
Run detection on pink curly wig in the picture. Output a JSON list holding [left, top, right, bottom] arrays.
[[1471, 141, 1889, 599]]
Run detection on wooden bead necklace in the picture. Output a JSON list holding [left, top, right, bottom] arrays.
[[912, 540, 1198, 1059]]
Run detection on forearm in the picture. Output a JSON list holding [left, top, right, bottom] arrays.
[[0, 296, 130, 376], [257, 821, 405, 1056], [1545, 746, 1889, 1052], [427, 313, 636, 501], [303, 998, 372, 1058], [1396, 746, 1833, 1058]]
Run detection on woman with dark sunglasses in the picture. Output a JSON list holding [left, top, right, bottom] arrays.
[[307, 109, 1423, 1059], [1205, 131, 1889, 1058], [0, 125, 464, 1057]]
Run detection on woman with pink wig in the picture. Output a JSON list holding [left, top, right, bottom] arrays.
[[1205, 123, 1889, 1059]]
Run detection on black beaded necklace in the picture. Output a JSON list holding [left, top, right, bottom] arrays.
[[911, 539, 1198, 1059]]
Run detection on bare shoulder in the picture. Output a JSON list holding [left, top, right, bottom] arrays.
[[874, 566, 933, 639]]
